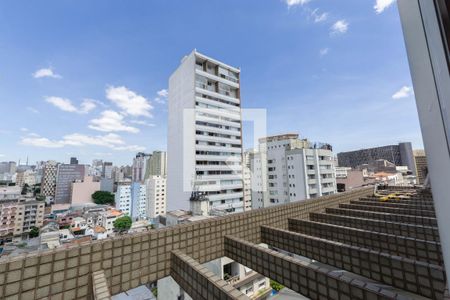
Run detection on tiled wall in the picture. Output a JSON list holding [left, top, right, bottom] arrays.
[[288, 218, 443, 266], [224, 235, 394, 300], [310, 212, 440, 242], [170, 250, 248, 300], [260, 225, 446, 299], [0, 187, 372, 300]]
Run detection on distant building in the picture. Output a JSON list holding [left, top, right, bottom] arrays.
[[102, 162, 113, 179], [54, 164, 86, 204], [70, 157, 79, 165], [414, 150, 428, 184], [0, 161, 16, 175], [148, 151, 167, 177], [132, 153, 151, 182], [145, 176, 166, 219], [337, 142, 416, 174], [100, 178, 114, 193], [71, 176, 100, 205], [41, 160, 58, 197], [250, 134, 337, 209], [335, 167, 373, 192], [115, 182, 146, 220], [0, 191, 45, 239], [15, 169, 37, 187]]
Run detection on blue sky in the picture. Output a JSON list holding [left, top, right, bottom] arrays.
[[0, 0, 421, 165]]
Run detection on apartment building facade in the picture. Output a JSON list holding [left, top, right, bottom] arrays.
[[54, 164, 86, 204], [145, 175, 167, 219], [167, 50, 244, 214], [115, 182, 147, 220], [251, 134, 337, 209], [41, 160, 58, 197]]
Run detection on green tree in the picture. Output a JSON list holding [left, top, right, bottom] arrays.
[[270, 280, 284, 292], [113, 216, 132, 232], [36, 194, 46, 201], [91, 191, 115, 205], [21, 183, 29, 195], [29, 226, 39, 238]]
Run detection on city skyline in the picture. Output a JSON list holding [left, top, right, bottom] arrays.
[[0, 0, 422, 165]]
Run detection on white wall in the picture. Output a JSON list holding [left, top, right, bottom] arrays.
[[167, 51, 196, 211]]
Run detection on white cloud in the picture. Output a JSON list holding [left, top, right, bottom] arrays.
[[157, 89, 168, 98], [392, 86, 414, 99], [319, 48, 329, 56], [21, 135, 64, 148], [89, 110, 139, 133], [154, 88, 168, 104], [285, 0, 311, 7], [20, 132, 145, 152], [130, 120, 156, 127], [45, 97, 97, 114], [26, 107, 40, 114], [106, 86, 153, 117], [374, 0, 396, 14], [330, 20, 349, 35], [0, 154, 5, 157], [33, 68, 62, 79], [20, 128, 29, 132], [311, 8, 328, 23]]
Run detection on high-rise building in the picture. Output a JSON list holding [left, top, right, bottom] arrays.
[[54, 164, 85, 204], [115, 182, 147, 220], [148, 151, 167, 177], [102, 162, 113, 179], [70, 157, 79, 165], [250, 134, 337, 209], [414, 150, 428, 184], [337, 142, 416, 174], [41, 160, 58, 197], [242, 151, 252, 211], [167, 50, 243, 214], [0, 161, 16, 175], [132, 153, 151, 182], [145, 175, 167, 219]]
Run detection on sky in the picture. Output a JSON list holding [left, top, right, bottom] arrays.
[[0, 0, 422, 166]]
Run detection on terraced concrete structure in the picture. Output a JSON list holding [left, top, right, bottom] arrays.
[[0, 186, 445, 300]]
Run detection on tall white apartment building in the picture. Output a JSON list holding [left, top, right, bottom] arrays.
[[251, 134, 337, 209], [167, 50, 244, 214], [148, 151, 167, 177], [145, 175, 167, 219], [115, 182, 147, 220]]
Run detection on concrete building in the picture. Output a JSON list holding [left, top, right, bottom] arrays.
[[115, 182, 146, 220], [132, 152, 151, 182], [242, 151, 252, 211], [0, 194, 45, 240], [0, 161, 16, 175], [167, 50, 244, 214], [414, 150, 428, 184], [148, 151, 167, 176], [145, 175, 166, 219], [337, 142, 416, 174], [54, 164, 86, 204], [70, 176, 100, 205], [251, 134, 337, 209], [102, 162, 113, 179], [15, 169, 37, 187], [100, 178, 114, 193], [41, 160, 58, 197]]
